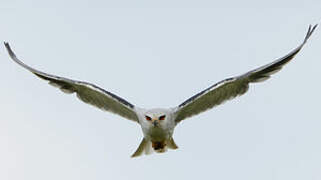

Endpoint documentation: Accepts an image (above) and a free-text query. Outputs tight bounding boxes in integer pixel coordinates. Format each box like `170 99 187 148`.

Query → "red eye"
145 116 152 121
159 115 166 120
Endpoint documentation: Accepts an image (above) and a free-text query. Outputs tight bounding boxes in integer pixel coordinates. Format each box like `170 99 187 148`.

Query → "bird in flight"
5 24 317 157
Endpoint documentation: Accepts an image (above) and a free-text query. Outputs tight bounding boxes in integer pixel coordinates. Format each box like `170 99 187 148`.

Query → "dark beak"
153 120 159 127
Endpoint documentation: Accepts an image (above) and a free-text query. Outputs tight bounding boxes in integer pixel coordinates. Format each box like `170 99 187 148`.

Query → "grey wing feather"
4 42 139 122
174 24 317 123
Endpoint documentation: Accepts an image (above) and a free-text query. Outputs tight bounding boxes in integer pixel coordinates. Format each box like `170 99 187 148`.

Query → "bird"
4 24 317 158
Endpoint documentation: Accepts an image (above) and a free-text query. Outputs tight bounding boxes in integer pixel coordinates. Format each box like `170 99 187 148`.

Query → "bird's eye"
145 116 152 121
159 115 166 120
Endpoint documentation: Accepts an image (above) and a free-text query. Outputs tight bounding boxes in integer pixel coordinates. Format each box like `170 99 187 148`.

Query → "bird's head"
143 109 170 127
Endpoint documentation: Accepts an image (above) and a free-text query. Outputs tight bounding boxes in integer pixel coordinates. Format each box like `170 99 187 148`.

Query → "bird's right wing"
5 43 139 122
174 24 317 123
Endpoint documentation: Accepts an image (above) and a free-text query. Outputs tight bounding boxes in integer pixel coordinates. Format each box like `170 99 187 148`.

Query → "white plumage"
4 24 317 157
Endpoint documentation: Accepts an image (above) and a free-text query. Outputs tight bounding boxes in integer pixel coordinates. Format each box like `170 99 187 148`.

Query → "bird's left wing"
174 24 317 123
4 42 139 122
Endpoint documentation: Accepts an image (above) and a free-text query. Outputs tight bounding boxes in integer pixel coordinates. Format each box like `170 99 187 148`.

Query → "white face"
138 108 176 140
143 109 169 128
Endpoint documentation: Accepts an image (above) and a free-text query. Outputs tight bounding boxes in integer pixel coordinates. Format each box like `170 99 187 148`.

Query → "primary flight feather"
4 24 317 157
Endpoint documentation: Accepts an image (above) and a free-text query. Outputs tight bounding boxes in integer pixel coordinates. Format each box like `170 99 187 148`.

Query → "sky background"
1 1 321 180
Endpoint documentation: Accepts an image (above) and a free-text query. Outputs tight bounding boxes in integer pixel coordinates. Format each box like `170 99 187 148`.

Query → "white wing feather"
4 43 139 122
174 24 317 123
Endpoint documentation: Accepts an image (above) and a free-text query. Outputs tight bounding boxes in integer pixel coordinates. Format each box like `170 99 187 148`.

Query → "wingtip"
303 24 318 43
310 23 318 33
4 41 11 51
4 41 9 48
3 41 16 57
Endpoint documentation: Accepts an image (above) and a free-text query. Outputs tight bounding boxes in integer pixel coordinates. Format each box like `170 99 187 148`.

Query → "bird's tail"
131 138 152 158
131 138 179 158
167 138 179 150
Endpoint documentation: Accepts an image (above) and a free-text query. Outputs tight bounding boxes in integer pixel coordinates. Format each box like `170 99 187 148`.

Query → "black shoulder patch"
178 77 234 107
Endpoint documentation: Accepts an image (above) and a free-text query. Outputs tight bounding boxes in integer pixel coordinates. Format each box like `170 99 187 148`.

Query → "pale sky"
1 1 321 180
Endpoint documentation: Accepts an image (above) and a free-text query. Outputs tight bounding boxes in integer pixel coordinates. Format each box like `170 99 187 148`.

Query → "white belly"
143 127 171 141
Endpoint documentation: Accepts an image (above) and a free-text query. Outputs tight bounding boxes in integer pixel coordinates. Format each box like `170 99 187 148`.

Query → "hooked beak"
152 120 159 127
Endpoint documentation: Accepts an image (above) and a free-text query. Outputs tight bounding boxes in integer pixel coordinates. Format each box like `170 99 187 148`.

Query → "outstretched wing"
174 24 317 123
5 43 139 122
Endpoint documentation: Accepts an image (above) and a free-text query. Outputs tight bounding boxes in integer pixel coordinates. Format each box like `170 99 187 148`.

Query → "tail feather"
131 138 179 158
167 138 179 149
144 140 153 155
131 138 148 158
